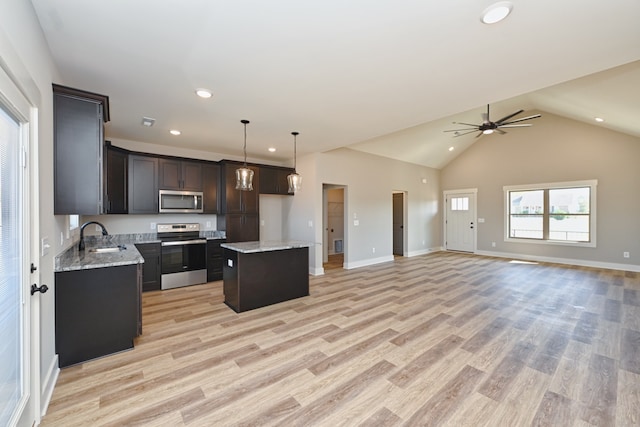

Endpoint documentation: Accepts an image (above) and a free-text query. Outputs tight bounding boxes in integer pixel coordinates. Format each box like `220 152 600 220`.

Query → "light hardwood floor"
41 252 640 426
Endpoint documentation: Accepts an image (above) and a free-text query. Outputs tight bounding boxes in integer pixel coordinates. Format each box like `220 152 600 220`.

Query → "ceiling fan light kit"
481 1 513 24
444 104 541 138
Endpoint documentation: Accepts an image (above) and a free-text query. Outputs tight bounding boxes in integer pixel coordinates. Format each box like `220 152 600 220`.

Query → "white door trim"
443 188 477 253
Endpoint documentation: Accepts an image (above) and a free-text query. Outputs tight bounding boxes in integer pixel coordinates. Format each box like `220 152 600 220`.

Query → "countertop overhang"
221 240 312 254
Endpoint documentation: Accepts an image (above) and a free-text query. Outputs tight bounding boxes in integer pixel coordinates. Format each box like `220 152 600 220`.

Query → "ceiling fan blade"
495 109 524 125
496 128 507 135
498 124 533 128
475 131 484 138
500 114 542 125
444 128 478 132
453 121 481 127
453 129 481 137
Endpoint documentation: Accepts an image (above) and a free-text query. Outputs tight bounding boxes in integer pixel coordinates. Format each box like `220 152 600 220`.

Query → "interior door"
0 65 38 427
445 192 476 252
392 193 404 255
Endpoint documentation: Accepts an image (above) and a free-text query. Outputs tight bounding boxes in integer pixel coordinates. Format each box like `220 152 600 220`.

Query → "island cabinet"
103 142 128 214
128 154 158 214
222 242 309 313
202 162 220 214
219 161 260 242
260 166 294 195
158 158 203 191
55 263 141 367
135 242 161 291
53 84 110 215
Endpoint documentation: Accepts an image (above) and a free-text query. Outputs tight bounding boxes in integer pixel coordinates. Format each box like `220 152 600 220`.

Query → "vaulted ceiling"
31 0 640 169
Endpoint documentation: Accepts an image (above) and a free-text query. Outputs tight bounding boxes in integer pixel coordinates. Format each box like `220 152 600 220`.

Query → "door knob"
31 284 49 295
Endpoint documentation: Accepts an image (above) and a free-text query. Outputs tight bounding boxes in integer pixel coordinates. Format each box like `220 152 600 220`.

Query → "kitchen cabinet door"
260 166 294 195
206 239 225 281
53 84 109 214
128 154 158 214
202 162 220 213
104 143 127 213
224 214 259 243
158 158 202 191
135 243 161 291
221 162 260 213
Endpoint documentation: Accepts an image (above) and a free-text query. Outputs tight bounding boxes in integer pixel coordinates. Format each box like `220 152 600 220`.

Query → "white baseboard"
407 247 444 257
40 354 59 418
345 255 394 270
310 266 324 276
474 249 640 272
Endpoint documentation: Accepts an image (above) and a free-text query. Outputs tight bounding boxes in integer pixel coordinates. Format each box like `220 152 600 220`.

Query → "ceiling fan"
444 104 541 138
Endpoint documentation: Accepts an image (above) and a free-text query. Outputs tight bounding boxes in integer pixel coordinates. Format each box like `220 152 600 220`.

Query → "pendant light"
235 119 254 191
287 131 302 193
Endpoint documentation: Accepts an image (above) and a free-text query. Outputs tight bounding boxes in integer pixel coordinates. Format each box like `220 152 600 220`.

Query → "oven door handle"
161 239 207 246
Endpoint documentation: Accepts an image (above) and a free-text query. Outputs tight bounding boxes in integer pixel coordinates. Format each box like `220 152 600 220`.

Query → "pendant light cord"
241 119 250 167
292 131 299 172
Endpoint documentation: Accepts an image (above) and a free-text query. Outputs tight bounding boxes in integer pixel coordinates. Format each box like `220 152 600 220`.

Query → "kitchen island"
221 241 311 313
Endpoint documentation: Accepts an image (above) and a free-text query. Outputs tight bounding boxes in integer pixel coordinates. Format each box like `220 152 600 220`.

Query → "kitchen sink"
88 245 126 253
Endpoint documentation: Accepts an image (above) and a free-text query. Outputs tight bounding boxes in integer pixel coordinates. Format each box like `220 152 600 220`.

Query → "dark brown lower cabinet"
55 264 141 368
207 239 225 282
135 243 161 292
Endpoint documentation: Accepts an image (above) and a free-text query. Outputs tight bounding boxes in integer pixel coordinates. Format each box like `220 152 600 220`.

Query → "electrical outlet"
60 232 64 245
206 221 211 228
372 247 376 253
492 242 496 247
150 222 156 230
308 220 313 227
354 219 359 226
624 251 630 258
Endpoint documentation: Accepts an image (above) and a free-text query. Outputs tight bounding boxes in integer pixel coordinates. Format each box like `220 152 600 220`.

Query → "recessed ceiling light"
141 117 155 127
195 88 213 99
169 129 181 136
268 147 276 152
594 117 605 122
481 1 513 24
449 146 455 151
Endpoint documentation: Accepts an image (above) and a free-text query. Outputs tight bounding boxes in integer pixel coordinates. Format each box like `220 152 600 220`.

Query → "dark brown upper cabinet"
53 84 109 215
158 158 202 191
128 154 158 214
220 161 260 214
260 166 295 195
103 142 128 214
202 162 221 214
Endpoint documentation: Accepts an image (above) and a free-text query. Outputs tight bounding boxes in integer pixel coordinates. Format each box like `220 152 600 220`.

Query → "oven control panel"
157 223 200 233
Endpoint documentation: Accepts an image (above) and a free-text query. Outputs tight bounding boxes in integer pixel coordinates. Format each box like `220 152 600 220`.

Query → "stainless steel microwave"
159 190 203 213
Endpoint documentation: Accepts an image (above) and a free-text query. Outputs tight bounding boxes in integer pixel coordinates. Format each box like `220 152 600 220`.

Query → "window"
450 197 469 211
504 180 596 247
69 214 79 230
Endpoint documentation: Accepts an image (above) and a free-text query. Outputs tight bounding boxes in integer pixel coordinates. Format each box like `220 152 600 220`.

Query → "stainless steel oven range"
157 223 207 290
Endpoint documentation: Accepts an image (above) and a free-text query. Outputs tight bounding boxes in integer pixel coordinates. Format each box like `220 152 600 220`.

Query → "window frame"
503 180 597 248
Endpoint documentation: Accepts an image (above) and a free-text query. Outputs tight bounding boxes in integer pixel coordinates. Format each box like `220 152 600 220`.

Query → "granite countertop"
55 242 144 272
221 240 311 254
55 231 226 272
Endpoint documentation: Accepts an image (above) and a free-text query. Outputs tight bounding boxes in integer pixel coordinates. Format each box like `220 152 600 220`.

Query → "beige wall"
286 148 441 273
441 111 640 269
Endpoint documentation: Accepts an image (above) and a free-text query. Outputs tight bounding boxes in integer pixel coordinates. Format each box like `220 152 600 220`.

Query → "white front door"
0 64 38 427
445 191 476 252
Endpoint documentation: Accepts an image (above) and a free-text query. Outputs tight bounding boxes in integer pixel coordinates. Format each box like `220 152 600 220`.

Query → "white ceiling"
31 0 640 169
